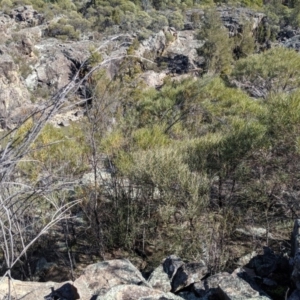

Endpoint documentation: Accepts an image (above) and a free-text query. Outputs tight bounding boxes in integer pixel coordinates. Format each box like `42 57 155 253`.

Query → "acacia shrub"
113 145 210 263
75 72 300 269
233 21 256 59
197 10 233 75
18 123 88 182
46 19 80 40
231 47 300 97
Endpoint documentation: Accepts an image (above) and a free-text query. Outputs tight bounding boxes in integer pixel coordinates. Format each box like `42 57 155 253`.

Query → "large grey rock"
74 259 151 297
148 255 207 292
283 35 300 51
136 30 166 58
217 275 271 300
163 255 184 280
0 258 154 299
231 267 268 298
172 261 208 293
25 34 131 93
136 28 203 74
148 264 172 293
194 272 230 297
98 284 184 300
217 6 265 37
0 277 76 300
30 39 92 92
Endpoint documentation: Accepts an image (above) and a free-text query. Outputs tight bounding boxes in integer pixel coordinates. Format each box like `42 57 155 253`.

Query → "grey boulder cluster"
2 219 300 299
0 257 267 300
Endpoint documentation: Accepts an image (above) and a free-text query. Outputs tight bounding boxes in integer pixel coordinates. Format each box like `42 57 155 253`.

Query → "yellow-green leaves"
88 46 103 67
197 10 234 75
18 124 88 181
232 47 300 96
132 125 170 150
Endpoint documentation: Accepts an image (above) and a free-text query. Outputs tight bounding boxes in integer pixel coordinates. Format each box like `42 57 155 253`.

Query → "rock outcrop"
148 264 172 293
74 259 151 297
217 6 265 36
0 278 74 300
0 259 151 299
194 272 230 298
283 35 300 51
9 5 44 27
98 285 183 300
218 275 271 300
172 261 208 292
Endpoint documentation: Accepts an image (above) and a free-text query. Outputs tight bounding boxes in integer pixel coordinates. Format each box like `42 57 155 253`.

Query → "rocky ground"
1 219 300 299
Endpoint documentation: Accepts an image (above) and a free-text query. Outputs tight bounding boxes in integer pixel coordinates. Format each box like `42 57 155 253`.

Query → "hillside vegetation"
1 0 300 287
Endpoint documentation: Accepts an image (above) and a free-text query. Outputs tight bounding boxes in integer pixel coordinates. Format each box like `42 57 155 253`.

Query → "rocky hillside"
0 2 298 127
0 4 267 128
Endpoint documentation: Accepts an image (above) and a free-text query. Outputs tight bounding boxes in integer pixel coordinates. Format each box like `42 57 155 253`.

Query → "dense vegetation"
2 0 300 282
10 47 300 274
1 0 300 40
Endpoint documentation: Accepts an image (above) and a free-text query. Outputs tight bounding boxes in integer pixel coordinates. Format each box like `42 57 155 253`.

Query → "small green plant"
165 31 175 44
18 123 88 181
46 20 80 40
197 9 233 75
132 125 170 150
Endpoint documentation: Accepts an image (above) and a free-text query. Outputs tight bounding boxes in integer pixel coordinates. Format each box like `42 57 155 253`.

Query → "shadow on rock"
44 283 80 300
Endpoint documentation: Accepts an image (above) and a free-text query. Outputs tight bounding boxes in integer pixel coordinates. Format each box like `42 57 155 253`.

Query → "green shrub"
0 0 13 13
197 10 233 75
18 123 88 181
148 12 168 31
120 1 136 13
233 21 256 59
132 125 170 150
167 10 184 30
136 11 152 28
114 146 210 261
46 20 80 40
231 47 300 96
12 54 33 79
68 11 92 33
